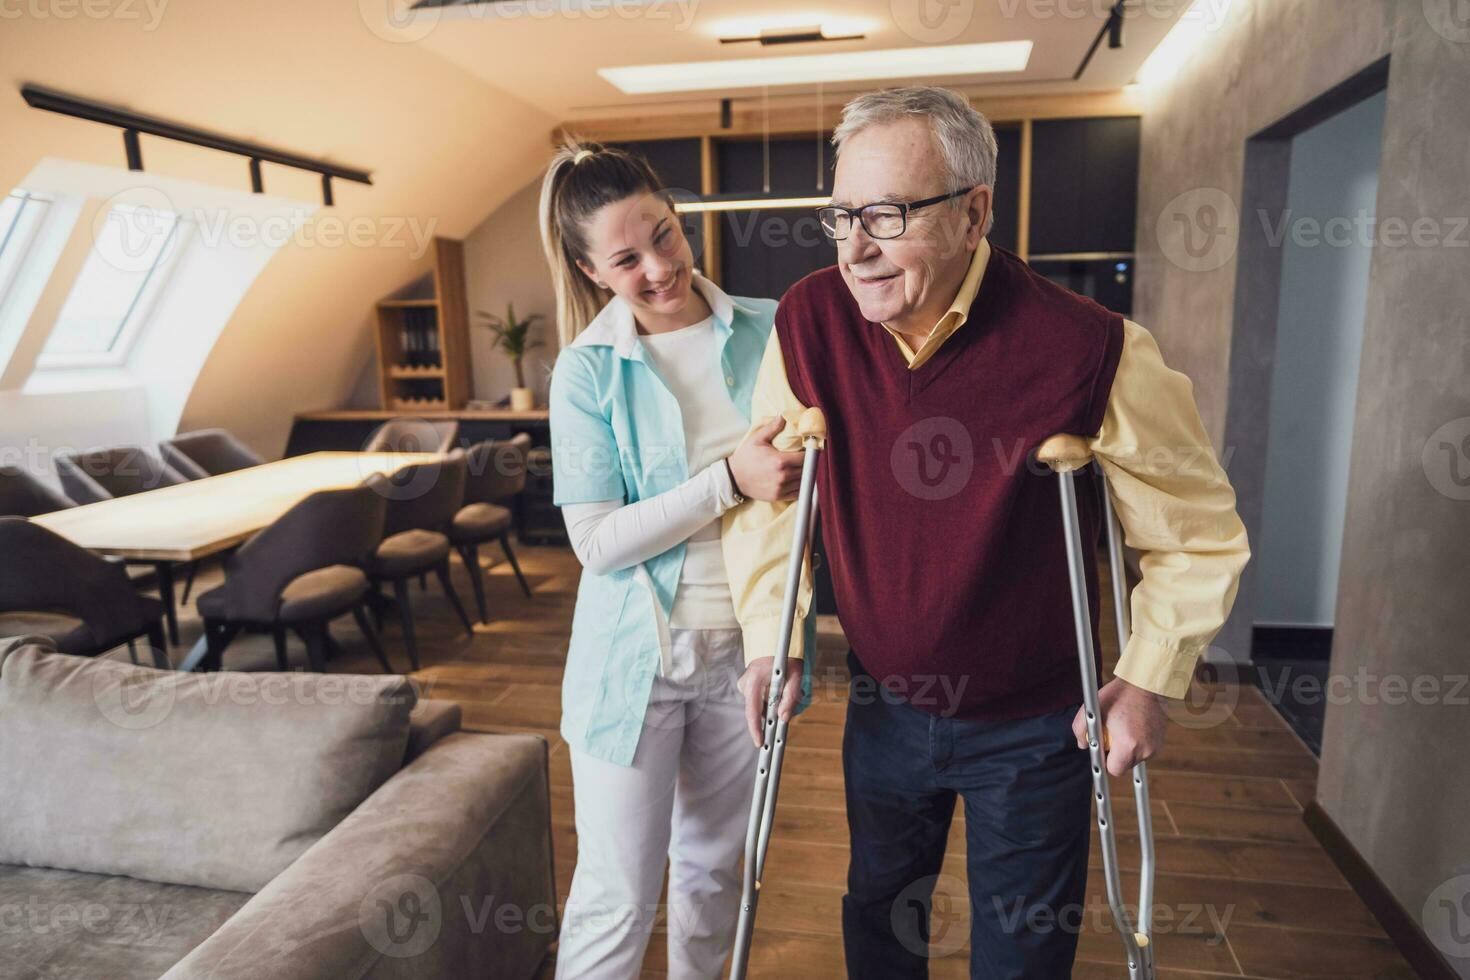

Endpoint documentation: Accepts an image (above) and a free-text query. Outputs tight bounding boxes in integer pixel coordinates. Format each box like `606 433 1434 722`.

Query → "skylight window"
39 200 185 364
0 190 52 311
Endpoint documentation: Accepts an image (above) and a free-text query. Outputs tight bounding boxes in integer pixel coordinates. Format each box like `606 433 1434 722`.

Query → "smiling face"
829 117 991 332
575 190 705 331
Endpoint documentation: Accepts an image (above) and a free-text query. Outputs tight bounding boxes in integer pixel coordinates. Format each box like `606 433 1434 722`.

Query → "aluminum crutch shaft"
1100 473 1156 979
729 407 827 980
1036 434 1151 980
753 481 819 877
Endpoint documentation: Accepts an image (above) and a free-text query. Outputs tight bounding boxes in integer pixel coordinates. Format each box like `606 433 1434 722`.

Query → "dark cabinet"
715 136 836 302
989 125 1023 254
606 138 702 193
1028 116 1140 255
1028 256 1135 317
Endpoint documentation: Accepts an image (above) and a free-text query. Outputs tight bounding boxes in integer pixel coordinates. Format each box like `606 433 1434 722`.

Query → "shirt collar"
946 235 991 326
569 271 756 360
880 236 991 345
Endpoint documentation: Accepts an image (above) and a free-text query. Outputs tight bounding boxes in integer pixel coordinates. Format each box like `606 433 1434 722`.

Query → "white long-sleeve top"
560 314 750 634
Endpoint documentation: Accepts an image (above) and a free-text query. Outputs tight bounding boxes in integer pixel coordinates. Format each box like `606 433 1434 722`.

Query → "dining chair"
362 451 475 671
160 427 265 479
0 517 168 666
449 434 533 624
54 446 189 503
191 485 393 674
53 446 191 646
1 466 158 594
362 417 461 453
158 429 265 604
0 465 74 517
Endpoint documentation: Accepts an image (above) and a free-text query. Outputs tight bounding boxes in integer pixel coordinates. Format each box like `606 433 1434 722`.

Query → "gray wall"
1133 0 1470 973
463 178 559 407
1255 91 1385 627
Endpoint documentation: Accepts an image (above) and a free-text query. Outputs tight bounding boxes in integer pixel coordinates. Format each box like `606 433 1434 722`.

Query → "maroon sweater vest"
776 244 1125 721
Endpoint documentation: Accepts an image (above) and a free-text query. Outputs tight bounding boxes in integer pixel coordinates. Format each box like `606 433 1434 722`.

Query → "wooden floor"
150 541 1419 979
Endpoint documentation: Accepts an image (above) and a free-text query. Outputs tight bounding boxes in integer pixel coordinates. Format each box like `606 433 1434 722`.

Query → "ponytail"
538 139 665 348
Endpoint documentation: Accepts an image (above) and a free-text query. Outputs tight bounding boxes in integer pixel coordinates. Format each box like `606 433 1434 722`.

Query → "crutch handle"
1042 435 1114 744
1035 433 1093 473
797 406 827 443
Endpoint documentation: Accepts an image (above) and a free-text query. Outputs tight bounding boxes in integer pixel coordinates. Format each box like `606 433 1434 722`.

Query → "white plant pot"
509 387 536 411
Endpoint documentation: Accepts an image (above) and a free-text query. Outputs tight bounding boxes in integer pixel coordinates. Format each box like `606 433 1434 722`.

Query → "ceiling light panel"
599 40 1034 95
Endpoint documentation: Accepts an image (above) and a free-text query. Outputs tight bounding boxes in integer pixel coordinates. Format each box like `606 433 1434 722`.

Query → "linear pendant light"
600 40 1033 95
670 80 837 215
675 195 831 214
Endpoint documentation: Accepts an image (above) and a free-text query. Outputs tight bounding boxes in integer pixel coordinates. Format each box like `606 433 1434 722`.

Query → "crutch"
1036 434 1157 980
729 406 827 980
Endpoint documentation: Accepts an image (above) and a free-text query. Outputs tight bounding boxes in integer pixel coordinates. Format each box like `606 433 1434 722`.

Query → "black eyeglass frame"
816 186 975 240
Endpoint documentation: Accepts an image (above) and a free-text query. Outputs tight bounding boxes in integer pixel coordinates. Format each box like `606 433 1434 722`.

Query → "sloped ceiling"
0 0 556 458
410 0 1190 118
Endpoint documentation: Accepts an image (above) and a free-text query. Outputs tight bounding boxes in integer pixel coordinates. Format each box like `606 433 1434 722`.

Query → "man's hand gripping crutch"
1037 434 1158 980
728 406 827 980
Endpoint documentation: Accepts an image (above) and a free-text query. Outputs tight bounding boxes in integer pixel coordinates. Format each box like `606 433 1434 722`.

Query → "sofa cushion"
0 633 60 664
404 698 462 763
0 864 251 980
0 638 417 892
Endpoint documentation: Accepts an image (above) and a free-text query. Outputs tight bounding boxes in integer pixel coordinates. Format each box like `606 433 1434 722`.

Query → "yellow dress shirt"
721 239 1251 699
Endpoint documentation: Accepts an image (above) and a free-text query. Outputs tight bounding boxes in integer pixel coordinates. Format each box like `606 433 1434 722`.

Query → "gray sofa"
0 635 557 979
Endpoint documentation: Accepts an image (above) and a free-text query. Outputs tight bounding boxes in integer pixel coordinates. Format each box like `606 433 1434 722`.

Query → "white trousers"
555 626 758 980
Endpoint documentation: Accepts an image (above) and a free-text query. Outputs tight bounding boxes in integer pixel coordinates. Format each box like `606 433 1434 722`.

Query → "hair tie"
573 148 594 164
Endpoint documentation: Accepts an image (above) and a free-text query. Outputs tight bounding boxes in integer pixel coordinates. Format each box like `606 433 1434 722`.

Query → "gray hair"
832 86 998 233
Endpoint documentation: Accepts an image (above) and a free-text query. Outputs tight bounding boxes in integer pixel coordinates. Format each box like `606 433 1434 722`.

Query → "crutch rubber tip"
1035 433 1092 473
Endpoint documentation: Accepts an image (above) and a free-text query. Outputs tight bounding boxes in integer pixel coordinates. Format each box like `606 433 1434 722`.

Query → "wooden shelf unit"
373 238 473 410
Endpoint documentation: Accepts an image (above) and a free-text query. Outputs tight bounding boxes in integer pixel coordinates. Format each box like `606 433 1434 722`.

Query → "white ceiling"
393 0 1192 119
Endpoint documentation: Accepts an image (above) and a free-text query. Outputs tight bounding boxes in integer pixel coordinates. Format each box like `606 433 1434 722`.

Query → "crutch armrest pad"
1035 433 1093 473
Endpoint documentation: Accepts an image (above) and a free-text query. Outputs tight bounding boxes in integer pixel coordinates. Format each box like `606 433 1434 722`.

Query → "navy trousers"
841 651 1092 979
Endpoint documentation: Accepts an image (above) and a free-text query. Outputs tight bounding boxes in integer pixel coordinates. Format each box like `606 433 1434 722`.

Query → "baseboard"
1252 625 1333 661
1302 801 1460 980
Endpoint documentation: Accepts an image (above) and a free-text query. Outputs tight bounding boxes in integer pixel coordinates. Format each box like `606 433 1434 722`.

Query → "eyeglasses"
816 187 974 241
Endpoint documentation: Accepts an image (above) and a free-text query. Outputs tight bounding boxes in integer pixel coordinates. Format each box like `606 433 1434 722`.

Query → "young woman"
541 142 807 978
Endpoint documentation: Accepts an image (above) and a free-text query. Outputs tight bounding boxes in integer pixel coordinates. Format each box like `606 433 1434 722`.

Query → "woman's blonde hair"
538 139 665 348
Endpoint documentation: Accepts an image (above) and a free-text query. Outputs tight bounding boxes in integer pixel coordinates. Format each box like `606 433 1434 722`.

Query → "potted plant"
475 302 546 411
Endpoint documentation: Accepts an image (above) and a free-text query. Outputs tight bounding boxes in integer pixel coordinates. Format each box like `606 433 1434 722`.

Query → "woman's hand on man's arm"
728 416 805 503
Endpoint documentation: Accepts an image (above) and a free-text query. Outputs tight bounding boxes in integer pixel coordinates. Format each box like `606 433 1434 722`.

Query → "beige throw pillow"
0 637 417 892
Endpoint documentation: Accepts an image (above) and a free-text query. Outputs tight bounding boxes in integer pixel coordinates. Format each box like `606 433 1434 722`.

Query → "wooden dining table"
32 451 439 668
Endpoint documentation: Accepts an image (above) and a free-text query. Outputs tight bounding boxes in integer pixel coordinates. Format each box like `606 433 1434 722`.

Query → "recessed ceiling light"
702 14 876 38
705 13 876 43
599 40 1034 95
720 25 866 47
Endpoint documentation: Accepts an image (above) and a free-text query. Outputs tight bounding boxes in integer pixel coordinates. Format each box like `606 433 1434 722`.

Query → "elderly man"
723 86 1250 977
